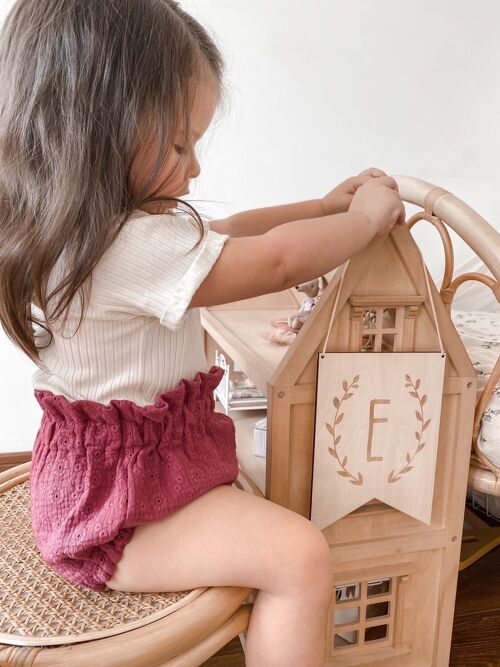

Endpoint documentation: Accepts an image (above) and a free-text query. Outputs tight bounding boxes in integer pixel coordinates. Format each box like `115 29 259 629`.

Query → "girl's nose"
190 154 201 180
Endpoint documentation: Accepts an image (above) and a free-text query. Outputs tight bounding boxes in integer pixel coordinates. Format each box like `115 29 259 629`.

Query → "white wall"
1 0 499 453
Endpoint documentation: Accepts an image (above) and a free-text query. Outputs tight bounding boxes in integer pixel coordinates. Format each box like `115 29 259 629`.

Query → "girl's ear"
318 275 329 290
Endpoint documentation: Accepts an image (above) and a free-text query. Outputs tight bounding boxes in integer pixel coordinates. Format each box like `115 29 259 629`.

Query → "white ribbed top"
31 209 230 407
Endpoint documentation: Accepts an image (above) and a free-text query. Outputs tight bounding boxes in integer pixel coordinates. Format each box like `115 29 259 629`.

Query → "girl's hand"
348 176 406 236
321 167 388 215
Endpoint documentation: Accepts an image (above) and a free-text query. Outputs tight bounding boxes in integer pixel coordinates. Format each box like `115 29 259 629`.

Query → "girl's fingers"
358 167 387 178
397 202 407 225
354 170 385 189
372 175 399 192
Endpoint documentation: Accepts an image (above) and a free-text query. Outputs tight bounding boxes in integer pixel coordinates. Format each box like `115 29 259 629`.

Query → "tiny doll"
265 275 329 345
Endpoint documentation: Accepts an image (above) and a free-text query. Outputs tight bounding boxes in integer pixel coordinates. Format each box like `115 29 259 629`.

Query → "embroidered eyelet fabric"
29 365 239 592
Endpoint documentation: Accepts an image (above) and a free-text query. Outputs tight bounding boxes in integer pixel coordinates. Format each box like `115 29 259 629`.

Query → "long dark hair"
0 0 229 370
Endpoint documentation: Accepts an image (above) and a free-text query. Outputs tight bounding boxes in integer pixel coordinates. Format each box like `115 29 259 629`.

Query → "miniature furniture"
0 460 261 666
201 175 500 665
213 348 267 414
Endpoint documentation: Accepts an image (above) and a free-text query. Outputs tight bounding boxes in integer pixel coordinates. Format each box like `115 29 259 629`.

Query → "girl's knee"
287 524 333 592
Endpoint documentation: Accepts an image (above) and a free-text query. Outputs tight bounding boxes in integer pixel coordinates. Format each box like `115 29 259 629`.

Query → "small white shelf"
214 348 267 415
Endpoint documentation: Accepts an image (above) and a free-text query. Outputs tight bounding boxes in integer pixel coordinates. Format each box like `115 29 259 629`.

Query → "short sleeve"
92 211 230 331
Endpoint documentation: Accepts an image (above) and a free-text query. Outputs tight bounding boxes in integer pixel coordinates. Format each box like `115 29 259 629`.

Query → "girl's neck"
139 201 177 215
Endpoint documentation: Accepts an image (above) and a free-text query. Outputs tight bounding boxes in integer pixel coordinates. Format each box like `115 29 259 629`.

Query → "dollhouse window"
329 576 402 656
349 296 425 353
361 307 399 352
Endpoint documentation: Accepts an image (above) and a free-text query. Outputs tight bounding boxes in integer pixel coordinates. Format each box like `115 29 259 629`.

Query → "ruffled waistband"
33 365 225 426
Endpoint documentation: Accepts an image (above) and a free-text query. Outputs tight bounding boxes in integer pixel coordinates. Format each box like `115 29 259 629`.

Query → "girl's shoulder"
110 209 207 260
120 208 203 236
88 208 226 331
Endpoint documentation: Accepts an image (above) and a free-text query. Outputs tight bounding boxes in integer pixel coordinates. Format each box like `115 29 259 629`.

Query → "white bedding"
451 309 500 468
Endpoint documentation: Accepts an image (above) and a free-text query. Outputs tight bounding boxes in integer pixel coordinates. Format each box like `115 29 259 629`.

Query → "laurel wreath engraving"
324 375 364 486
324 372 431 486
388 374 431 483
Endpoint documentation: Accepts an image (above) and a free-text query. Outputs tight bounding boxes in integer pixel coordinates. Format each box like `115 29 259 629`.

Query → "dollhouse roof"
270 224 477 390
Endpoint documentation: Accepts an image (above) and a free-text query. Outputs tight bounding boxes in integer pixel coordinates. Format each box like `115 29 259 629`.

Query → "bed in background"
397 176 500 568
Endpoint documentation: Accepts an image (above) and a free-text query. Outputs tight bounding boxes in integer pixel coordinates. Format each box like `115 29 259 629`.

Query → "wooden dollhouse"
200 176 499 665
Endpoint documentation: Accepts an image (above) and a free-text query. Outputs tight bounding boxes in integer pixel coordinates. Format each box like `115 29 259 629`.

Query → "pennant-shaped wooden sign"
311 351 446 527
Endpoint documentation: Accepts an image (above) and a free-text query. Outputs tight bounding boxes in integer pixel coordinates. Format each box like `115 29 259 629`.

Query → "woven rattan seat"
0 461 258 666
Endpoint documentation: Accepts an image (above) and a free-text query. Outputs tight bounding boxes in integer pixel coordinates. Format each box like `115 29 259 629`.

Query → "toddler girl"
0 1 405 665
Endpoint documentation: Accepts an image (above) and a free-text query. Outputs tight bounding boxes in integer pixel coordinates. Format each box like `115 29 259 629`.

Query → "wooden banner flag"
311 351 446 527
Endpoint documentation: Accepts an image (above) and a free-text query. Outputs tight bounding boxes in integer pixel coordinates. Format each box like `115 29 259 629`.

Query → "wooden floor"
449 505 500 667
203 505 500 666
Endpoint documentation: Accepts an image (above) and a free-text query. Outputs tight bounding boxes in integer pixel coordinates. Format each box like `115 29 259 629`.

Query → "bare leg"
244 585 331 667
106 484 333 665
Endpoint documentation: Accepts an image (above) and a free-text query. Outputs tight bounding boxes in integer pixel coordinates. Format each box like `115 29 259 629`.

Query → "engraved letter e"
367 399 390 462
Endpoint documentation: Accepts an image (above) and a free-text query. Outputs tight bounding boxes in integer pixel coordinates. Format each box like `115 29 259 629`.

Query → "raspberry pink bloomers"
31 365 238 592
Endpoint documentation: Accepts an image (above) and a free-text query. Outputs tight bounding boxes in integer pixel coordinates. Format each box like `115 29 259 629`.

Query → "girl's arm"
208 168 390 237
208 199 325 237
191 210 373 311
190 177 404 311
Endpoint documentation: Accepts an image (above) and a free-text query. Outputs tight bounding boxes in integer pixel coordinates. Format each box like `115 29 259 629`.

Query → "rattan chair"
0 460 261 666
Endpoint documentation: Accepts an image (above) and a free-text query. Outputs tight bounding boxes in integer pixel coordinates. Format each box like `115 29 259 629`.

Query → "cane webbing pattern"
0 479 207 647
